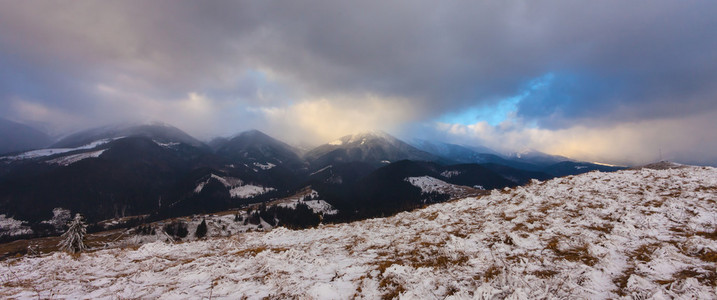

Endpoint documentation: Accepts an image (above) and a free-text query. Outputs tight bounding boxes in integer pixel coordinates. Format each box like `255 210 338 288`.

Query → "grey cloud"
0 1 716 137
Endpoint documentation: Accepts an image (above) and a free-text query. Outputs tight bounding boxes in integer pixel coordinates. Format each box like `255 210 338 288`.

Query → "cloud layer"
1 1 715 165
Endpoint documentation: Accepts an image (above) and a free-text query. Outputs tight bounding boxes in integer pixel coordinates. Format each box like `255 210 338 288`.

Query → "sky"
1 1 716 166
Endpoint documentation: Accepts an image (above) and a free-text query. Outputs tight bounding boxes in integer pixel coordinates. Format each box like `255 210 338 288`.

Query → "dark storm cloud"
245 1 717 127
0 0 716 160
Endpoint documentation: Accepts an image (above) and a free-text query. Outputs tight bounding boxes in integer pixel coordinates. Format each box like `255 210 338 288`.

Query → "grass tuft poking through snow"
2 167 717 299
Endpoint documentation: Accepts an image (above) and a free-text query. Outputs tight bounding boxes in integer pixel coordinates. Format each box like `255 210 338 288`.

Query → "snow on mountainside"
405 176 483 195
194 174 275 199
46 149 106 166
2 167 716 299
1 138 117 161
305 131 439 167
273 189 339 215
51 122 205 149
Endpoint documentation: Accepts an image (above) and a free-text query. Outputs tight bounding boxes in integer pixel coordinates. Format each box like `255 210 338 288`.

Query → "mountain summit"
304 131 439 167
52 122 205 149
214 129 304 168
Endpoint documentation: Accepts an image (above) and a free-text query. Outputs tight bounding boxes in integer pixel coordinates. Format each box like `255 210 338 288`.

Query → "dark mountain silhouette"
305 131 440 169
0 118 52 155
52 122 206 149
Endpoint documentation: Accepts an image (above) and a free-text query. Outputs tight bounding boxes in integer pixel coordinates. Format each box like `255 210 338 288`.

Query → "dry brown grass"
672 267 717 286
482 265 502 282
411 254 469 269
546 237 598 266
532 269 559 279
612 267 635 296
696 228 717 240
0 228 126 260
586 223 614 235
501 212 516 221
448 229 468 239
697 249 717 263
379 276 406 300
234 246 288 257
632 243 660 262
538 202 561 214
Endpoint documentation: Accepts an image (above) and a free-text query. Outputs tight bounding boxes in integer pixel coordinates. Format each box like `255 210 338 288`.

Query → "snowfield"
46 149 106 166
0 138 117 161
194 174 275 199
405 176 481 199
277 199 339 215
2 167 717 299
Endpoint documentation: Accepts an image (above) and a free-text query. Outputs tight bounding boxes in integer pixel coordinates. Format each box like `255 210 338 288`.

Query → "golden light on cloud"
438 110 717 166
259 96 418 145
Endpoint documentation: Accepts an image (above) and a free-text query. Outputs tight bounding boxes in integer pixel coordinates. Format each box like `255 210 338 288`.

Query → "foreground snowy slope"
2 167 716 299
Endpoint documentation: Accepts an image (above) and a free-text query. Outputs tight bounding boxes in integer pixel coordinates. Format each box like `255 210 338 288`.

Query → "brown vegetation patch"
501 212 516 221
234 246 288 257
411 254 470 270
538 202 561 214
612 267 636 296
673 267 717 286
379 276 406 300
632 243 660 262
697 249 717 263
696 186 717 192
1 229 127 260
532 269 559 279
546 238 598 266
696 228 717 240
448 230 468 239
586 223 613 235
512 223 528 232
585 202 605 209
483 265 502 282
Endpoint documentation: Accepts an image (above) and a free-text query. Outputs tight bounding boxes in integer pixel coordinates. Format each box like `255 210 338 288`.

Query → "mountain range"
0 121 624 240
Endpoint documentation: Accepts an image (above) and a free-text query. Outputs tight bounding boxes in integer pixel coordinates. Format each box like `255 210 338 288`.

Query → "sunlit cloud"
253 95 418 145
434 110 717 166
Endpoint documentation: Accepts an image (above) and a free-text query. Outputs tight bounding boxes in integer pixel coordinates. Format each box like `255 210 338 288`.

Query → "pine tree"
195 219 207 238
59 213 87 254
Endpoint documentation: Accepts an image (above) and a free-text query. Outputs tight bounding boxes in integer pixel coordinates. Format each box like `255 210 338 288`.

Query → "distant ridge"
0 118 52 155
304 131 440 168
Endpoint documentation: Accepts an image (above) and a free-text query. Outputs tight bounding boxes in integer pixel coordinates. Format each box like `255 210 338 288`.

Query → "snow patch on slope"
405 176 456 194
440 170 461 178
278 200 338 215
253 162 276 170
310 165 332 176
0 214 32 237
153 140 180 148
194 174 275 199
1 138 118 161
230 185 275 199
46 149 106 166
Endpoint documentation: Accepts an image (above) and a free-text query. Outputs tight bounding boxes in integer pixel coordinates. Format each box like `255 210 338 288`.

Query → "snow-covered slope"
406 175 484 194
194 174 275 199
3 167 716 299
1 138 115 161
273 189 339 215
